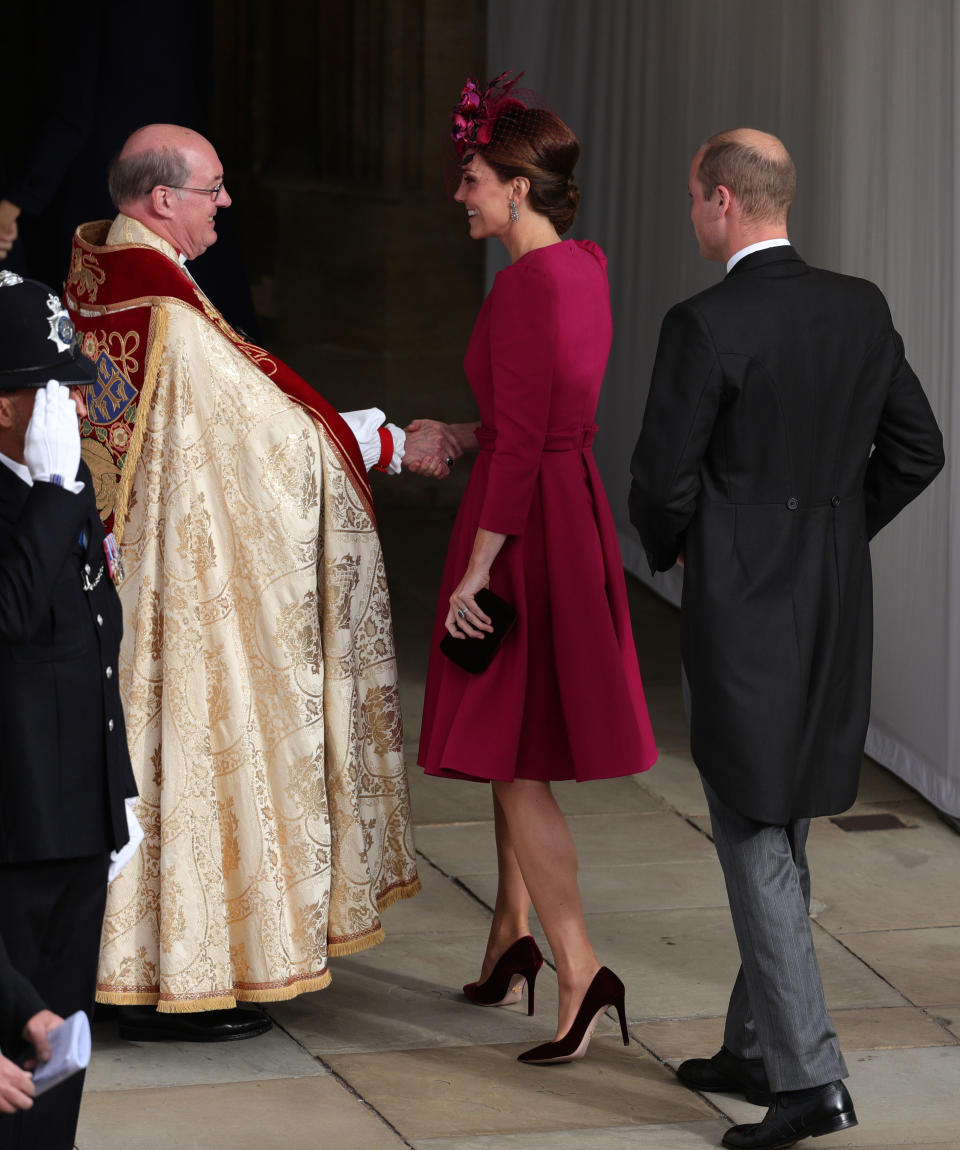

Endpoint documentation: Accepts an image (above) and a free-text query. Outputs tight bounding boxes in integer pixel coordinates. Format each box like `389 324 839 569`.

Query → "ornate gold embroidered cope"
80 217 419 1011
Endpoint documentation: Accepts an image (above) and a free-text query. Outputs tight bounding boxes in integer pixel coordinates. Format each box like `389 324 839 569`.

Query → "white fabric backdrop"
486 0 957 815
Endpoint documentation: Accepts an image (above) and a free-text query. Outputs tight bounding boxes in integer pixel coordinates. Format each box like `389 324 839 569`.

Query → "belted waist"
475 424 598 452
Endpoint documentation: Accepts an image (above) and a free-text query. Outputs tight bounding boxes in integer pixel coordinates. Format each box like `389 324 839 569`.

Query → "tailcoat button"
84 563 91 574
831 495 841 507
96 614 103 626
108 719 115 732
105 666 113 679
786 497 799 510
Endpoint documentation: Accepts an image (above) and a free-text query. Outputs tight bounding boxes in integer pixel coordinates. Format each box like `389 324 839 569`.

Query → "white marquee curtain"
487 0 958 816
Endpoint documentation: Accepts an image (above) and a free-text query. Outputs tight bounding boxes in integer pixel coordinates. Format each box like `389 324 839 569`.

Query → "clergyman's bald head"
106 124 230 260
108 125 217 211
695 128 796 223
120 124 207 158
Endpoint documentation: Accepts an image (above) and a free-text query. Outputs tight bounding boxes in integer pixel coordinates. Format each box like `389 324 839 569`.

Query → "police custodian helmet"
0 269 98 390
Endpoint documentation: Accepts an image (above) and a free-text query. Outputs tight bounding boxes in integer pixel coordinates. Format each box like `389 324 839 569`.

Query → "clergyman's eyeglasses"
163 182 225 201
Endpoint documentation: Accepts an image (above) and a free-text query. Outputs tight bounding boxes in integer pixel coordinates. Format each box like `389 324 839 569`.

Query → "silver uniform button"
84 563 91 574
105 666 113 678
96 614 103 626
108 719 115 732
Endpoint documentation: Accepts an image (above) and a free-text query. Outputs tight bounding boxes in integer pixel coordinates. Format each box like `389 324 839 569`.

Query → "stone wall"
210 0 486 445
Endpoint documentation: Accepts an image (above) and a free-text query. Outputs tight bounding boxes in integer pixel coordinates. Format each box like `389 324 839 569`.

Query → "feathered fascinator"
449 70 530 158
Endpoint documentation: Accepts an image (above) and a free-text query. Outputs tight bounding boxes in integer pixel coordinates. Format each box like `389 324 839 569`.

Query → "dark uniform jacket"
0 460 136 861
629 246 944 823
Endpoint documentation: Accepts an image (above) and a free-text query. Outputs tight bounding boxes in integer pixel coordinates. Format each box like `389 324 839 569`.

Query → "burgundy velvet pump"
517 966 628 1064
462 935 544 1016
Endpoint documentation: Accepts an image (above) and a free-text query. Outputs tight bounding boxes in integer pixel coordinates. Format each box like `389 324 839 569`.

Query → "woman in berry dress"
418 74 657 1064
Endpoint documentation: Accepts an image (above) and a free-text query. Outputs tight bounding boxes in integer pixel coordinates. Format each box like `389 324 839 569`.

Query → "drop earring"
509 200 520 223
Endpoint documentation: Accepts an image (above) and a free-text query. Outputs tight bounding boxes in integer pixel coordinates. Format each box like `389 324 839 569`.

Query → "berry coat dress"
419 240 657 782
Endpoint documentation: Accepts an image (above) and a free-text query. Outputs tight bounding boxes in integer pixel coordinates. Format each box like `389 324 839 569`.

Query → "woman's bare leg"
492 778 601 1039
478 787 533 982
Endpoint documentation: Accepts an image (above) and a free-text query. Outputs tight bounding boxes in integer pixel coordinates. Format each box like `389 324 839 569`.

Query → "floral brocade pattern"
97 234 418 1010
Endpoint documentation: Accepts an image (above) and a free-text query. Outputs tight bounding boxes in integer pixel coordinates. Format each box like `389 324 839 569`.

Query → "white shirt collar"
0 451 32 486
726 237 791 273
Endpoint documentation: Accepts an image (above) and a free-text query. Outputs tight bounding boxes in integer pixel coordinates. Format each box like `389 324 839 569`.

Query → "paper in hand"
31 1011 91 1096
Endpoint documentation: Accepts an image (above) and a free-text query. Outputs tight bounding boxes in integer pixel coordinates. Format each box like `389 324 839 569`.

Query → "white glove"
23 380 82 487
108 798 145 882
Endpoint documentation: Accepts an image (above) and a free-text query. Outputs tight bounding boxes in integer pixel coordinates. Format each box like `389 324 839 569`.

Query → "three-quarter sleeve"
479 264 558 535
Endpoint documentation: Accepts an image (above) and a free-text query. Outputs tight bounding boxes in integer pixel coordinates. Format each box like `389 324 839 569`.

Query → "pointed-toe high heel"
517 966 628 1064
462 935 544 1016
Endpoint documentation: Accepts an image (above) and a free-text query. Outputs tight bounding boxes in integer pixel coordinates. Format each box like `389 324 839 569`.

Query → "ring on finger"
445 456 454 467
457 608 467 619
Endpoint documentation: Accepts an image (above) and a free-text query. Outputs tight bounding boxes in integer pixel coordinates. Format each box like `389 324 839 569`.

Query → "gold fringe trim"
156 995 237 1014
95 990 158 1007
235 971 332 1003
326 876 422 958
328 927 385 959
111 306 167 550
377 875 422 912
95 971 334 1011
96 882 421 1002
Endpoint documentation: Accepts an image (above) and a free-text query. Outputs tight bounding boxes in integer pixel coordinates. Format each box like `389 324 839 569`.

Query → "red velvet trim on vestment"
65 221 374 528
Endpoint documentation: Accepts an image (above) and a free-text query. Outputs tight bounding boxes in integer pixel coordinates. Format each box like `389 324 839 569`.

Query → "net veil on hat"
446 70 581 233
449 70 555 162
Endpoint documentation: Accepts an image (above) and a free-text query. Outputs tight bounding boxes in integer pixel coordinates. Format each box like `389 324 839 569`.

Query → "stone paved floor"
76 500 960 1149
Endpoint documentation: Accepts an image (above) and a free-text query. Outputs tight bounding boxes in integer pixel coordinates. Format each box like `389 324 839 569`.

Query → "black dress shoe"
118 1004 272 1042
722 1080 858 1149
676 1046 773 1105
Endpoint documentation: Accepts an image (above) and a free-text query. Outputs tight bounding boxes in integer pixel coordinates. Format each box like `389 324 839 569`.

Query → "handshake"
23 380 83 489
21 383 473 489
401 418 476 479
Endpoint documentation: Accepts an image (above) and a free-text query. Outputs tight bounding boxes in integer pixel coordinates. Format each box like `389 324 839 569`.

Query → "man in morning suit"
0 270 137 1149
629 129 944 1150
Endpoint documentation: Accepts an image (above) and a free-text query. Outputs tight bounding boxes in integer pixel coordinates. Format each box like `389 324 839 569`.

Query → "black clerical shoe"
117 1004 272 1042
721 1081 858 1149
676 1046 773 1106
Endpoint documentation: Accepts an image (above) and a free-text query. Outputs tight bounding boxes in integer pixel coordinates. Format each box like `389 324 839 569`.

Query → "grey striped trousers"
702 778 848 1092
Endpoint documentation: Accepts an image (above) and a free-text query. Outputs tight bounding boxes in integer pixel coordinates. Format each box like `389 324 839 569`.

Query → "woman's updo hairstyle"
483 107 581 235
449 72 581 234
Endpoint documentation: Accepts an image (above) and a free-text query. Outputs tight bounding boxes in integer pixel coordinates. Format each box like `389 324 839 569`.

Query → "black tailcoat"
0 461 136 861
629 247 944 823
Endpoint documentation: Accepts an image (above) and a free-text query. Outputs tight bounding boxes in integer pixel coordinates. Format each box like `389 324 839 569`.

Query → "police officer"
0 270 137 1149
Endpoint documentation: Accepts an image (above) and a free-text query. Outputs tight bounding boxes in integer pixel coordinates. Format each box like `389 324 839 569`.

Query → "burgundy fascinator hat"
447 70 582 234
450 70 530 159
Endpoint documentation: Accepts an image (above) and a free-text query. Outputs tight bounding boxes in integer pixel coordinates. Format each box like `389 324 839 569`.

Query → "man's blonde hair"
697 130 795 222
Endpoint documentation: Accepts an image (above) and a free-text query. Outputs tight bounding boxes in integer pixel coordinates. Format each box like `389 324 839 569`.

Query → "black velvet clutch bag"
440 588 518 674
